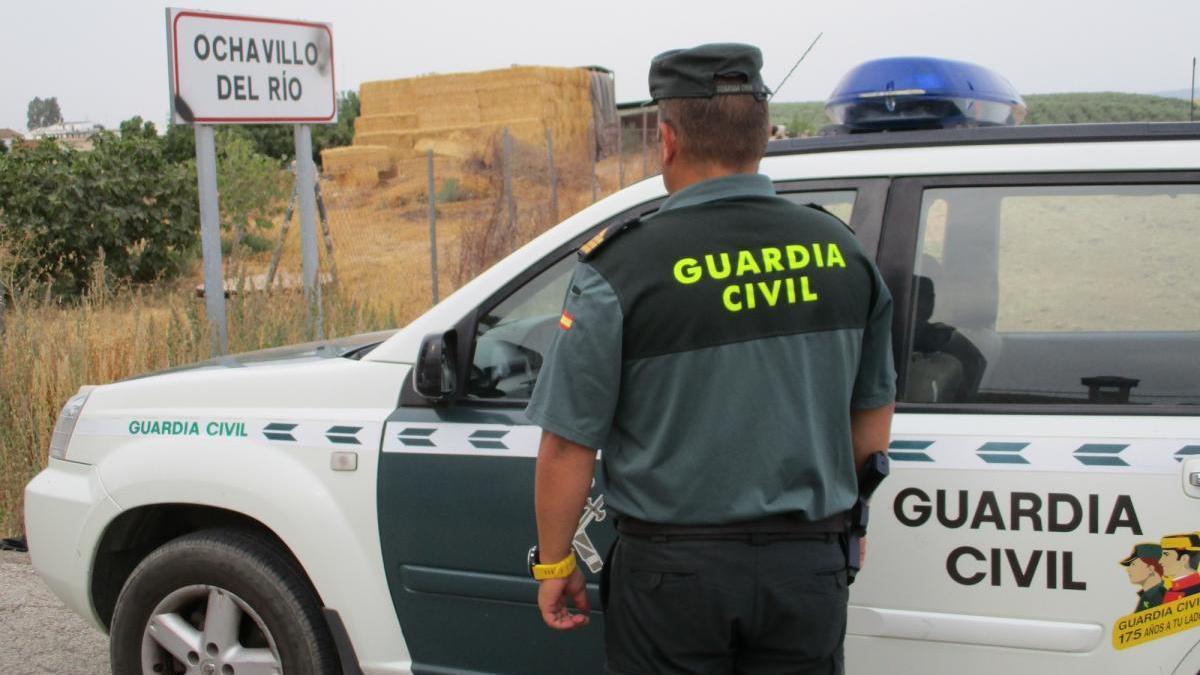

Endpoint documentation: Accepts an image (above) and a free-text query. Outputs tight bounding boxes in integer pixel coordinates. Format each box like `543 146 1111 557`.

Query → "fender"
94 429 414 673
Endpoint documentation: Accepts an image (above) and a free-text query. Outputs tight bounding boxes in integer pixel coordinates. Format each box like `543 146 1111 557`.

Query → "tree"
215 128 289 256
26 97 63 131
0 134 198 296
119 116 158 140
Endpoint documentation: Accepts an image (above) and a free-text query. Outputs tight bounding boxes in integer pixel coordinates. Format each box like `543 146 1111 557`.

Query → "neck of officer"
663 156 760 194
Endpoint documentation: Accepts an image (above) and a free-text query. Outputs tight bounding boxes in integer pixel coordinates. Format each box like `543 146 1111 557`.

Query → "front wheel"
109 529 340 675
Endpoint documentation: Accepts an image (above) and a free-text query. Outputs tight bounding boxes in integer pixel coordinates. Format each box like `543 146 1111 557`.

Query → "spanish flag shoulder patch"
559 310 575 331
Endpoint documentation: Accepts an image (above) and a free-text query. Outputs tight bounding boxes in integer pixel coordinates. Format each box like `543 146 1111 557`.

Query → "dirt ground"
0 550 108 674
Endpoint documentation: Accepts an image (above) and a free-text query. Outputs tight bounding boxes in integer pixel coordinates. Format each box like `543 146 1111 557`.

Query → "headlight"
49 387 93 460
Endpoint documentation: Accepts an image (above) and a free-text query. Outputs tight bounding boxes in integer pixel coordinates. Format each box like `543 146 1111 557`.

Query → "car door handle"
1183 458 1200 499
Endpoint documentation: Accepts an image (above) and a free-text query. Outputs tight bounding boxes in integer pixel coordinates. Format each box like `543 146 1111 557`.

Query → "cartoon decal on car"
1113 533 1200 650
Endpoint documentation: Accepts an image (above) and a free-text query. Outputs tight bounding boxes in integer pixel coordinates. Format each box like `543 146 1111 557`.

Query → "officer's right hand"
538 567 590 630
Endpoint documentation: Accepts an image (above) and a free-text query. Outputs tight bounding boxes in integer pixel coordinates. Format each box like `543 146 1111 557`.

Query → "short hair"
657 80 770 168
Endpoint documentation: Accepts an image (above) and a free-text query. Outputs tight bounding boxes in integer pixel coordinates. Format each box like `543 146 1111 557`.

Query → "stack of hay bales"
323 66 596 186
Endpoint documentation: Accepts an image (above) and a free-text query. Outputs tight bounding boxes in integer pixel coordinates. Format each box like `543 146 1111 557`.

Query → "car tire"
109 528 340 675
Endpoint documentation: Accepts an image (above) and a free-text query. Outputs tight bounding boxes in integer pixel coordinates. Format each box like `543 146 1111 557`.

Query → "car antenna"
770 32 823 101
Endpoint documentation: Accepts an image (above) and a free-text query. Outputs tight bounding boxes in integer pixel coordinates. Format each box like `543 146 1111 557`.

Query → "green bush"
0 134 198 296
216 129 289 254
161 90 361 168
437 177 466 203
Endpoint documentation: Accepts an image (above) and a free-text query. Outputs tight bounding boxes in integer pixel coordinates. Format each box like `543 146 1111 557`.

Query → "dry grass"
0 143 655 537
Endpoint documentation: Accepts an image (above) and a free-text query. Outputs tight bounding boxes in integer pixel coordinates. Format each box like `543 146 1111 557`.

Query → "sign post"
166 8 336 349
193 124 228 354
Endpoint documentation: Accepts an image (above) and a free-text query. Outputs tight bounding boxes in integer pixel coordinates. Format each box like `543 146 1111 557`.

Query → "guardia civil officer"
526 43 896 674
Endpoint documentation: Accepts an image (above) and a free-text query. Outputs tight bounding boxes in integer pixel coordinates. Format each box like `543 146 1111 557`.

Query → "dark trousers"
603 533 847 675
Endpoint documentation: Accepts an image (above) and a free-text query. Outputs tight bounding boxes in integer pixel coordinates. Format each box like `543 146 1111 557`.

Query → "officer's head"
1159 533 1200 576
1120 543 1163 584
649 43 771 191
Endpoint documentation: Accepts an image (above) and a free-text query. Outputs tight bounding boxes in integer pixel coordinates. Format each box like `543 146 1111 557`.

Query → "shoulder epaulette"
578 208 657 261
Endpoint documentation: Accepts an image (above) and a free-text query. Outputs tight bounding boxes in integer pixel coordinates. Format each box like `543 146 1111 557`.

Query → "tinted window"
904 183 1200 406
468 255 576 401
781 190 856 226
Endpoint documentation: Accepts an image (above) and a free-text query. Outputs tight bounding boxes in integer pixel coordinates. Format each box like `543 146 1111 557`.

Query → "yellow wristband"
532 550 577 580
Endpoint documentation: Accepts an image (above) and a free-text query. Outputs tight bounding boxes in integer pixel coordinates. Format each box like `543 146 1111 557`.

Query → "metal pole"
427 149 439 305
589 120 598 203
546 127 558 223
314 180 338 287
266 180 297 289
641 112 648 178
503 128 515 231
193 125 228 355
617 121 625 188
293 124 323 340
1191 57 1196 123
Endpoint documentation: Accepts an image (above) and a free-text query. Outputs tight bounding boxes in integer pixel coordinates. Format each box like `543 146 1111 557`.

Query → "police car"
23 59 1200 674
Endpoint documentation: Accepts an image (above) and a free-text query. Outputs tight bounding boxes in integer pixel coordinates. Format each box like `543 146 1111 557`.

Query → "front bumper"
24 458 121 631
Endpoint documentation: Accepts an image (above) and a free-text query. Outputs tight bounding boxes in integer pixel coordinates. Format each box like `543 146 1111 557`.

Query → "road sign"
166 8 336 124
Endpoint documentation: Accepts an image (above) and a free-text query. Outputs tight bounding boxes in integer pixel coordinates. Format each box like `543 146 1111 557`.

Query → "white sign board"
166 8 336 124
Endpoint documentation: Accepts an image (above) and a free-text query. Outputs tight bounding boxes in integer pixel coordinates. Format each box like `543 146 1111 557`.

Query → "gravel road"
0 550 109 674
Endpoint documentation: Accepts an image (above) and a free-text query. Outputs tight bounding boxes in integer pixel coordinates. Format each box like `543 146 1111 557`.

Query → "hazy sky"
2 0 1197 132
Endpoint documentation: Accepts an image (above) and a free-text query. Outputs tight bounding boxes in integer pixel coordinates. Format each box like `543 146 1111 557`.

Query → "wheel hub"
140 584 282 675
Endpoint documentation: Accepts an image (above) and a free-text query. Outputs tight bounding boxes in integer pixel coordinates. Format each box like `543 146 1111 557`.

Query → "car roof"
762 122 1200 181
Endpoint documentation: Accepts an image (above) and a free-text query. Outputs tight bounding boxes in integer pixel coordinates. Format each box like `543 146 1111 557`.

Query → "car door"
374 179 886 675
849 172 1200 674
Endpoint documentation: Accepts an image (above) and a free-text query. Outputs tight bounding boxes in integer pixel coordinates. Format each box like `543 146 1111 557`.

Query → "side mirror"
415 331 457 401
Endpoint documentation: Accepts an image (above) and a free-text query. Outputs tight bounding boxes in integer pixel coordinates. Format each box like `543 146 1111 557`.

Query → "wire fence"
262 118 662 334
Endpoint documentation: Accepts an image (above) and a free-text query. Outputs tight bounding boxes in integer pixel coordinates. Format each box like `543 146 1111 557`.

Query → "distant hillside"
770 93 1194 135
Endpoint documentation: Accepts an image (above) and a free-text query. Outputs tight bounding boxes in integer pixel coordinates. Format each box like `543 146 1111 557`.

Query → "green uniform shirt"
1137 583 1166 612
526 173 896 525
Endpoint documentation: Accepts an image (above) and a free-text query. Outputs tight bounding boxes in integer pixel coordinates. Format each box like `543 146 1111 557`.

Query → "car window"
904 182 1200 406
468 255 577 401
780 190 856 226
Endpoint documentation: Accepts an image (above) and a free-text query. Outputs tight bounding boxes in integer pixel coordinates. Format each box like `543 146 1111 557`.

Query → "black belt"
616 512 847 543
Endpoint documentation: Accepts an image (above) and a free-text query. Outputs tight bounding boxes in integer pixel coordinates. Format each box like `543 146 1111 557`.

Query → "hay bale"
347 64 601 181
355 113 419 135
321 145 393 183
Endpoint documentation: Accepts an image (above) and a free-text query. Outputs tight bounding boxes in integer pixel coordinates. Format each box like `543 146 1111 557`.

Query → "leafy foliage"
0 134 198 296
770 93 1191 134
1022 93 1192 124
215 128 289 253
26 96 63 131
119 116 159 140
162 90 361 168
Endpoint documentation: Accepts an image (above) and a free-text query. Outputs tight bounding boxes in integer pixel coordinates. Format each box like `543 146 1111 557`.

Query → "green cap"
1120 543 1163 566
649 43 770 102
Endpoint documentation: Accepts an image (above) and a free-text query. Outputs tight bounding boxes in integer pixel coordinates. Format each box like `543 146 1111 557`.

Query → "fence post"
314 180 338 287
546 127 558 223
503 128 515 231
641 112 648 179
618 123 625 188
427 149 439 305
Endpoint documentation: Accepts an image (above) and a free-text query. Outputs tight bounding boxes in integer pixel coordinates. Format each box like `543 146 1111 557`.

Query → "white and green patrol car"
24 122 1200 675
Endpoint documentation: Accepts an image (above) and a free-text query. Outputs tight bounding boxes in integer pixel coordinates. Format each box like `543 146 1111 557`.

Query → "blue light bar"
825 57 1026 133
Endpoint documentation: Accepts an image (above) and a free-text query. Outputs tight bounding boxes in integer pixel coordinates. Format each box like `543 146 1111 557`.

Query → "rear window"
903 183 1200 407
